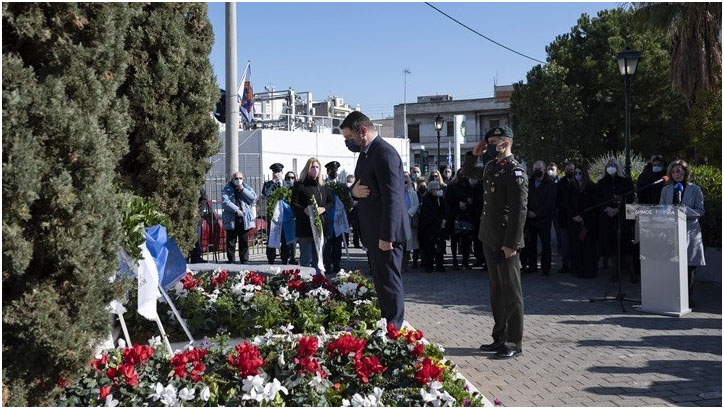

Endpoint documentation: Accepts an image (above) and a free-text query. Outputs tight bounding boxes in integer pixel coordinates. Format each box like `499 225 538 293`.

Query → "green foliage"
121 196 170 259
691 165 722 249
266 186 292 221
1 3 134 405
293 297 325 333
326 182 354 212
511 8 689 165
586 150 647 182
685 88 722 166
118 3 220 255
327 299 352 330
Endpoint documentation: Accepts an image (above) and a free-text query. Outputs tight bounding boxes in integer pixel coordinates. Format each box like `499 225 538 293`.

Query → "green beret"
485 126 513 139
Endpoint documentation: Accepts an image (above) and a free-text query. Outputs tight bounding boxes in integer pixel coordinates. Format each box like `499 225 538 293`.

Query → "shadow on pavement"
584 359 722 406
559 316 722 331
578 335 721 354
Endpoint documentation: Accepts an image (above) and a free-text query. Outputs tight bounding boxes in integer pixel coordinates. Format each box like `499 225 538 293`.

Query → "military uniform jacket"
462 152 528 250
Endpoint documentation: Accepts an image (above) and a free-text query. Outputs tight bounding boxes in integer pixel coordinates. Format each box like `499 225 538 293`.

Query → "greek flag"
238 62 253 125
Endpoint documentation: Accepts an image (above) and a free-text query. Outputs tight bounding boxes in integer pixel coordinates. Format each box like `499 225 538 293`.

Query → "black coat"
556 177 573 226
445 178 474 232
419 194 449 237
526 175 557 228
563 181 598 237
352 136 411 247
636 164 666 205
291 179 334 238
596 174 635 245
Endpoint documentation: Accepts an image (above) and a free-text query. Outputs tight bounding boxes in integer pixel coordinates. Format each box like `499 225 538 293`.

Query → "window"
489 119 500 129
407 124 420 143
447 121 454 136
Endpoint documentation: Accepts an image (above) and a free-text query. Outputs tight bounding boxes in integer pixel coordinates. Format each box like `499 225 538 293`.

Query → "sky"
207 1 619 119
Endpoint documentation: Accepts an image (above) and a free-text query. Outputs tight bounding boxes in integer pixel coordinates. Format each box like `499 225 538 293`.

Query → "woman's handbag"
453 219 474 235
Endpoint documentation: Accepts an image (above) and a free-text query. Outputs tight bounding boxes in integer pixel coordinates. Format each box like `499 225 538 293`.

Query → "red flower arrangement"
311 273 332 289
170 348 208 382
354 355 387 384
118 363 139 387
121 343 155 366
227 341 265 378
90 354 109 371
387 323 401 340
211 269 229 287
296 336 318 359
296 356 327 378
181 272 202 290
245 272 266 287
287 275 305 291
326 333 366 359
405 329 424 345
99 385 112 400
415 358 443 385
412 343 425 358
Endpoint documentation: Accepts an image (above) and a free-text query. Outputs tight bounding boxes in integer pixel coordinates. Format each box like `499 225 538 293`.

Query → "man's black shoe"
478 342 504 352
494 346 522 359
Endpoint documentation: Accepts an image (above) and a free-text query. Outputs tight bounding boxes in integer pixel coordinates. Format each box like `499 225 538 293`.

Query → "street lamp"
434 114 444 170
616 47 642 177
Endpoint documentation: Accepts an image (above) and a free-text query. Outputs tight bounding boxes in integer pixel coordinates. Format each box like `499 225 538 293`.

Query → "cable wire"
424 2 546 64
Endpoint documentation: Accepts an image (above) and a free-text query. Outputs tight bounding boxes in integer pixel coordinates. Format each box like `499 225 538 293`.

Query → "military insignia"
514 170 524 177
499 159 508 166
494 128 502 135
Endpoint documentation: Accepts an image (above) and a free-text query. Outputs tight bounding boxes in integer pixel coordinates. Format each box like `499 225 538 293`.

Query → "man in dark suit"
341 111 410 329
524 160 557 275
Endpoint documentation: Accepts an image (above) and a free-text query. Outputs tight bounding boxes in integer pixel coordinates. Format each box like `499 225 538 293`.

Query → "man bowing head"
341 111 410 329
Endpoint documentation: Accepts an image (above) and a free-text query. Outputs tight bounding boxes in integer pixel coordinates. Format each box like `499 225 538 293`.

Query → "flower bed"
125 269 382 341
58 319 487 406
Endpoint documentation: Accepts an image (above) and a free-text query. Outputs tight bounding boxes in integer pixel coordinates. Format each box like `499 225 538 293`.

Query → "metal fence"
203 173 272 258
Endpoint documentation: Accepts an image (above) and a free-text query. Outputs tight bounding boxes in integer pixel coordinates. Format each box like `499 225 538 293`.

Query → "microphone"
653 175 670 185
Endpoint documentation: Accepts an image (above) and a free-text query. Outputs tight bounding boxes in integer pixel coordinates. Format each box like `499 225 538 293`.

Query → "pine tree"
2 3 134 405
119 3 220 253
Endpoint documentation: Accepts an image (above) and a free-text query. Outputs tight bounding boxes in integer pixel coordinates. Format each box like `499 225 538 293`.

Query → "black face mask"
418 187 427 195
345 138 361 153
328 172 338 180
565 171 574 179
534 169 543 178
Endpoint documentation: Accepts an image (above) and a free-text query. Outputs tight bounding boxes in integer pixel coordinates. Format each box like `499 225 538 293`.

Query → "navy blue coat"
353 136 411 247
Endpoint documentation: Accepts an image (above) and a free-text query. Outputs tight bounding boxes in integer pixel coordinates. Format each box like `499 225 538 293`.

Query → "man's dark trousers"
484 247 524 349
367 243 405 328
524 221 552 272
323 233 343 273
226 225 250 263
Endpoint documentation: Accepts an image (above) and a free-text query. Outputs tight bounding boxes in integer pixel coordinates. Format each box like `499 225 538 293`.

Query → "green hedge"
691 165 722 249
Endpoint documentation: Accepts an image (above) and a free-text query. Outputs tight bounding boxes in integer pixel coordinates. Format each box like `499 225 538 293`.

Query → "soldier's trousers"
483 247 524 348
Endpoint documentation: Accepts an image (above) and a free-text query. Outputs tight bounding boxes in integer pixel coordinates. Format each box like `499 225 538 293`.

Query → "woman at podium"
659 159 705 308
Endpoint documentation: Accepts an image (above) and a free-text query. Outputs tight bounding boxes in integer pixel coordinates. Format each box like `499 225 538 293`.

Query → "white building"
393 85 514 174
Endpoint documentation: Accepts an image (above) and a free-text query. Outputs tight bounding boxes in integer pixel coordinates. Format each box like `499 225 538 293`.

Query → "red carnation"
296 356 327 378
118 363 139 387
405 329 424 345
99 385 112 400
386 323 401 340
211 269 229 287
415 358 443 385
122 343 154 366
227 341 265 378
354 355 387 384
91 354 109 371
106 367 118 380
191 361 206 382
327 333 366 359
245 272 266 286
412 343 425 358
296 336 318 359
311 273 329 287
170 348 208 380
181 272 202 290
288 276 304 291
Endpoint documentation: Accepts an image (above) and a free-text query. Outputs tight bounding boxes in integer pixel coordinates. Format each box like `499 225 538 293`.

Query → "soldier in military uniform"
323 161 344 273
461 126 528 359
263 163 294 264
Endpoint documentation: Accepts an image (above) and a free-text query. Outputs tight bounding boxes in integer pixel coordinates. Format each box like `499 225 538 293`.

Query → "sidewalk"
246 246 722 407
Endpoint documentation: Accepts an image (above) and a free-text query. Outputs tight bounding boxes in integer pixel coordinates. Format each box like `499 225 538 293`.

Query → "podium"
626 204 691 316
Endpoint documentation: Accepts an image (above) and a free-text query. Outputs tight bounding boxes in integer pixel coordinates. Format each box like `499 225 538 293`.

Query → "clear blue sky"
207 2 618 118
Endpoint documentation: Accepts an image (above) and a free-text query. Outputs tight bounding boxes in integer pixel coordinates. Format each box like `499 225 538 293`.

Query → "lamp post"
616 47 642 177
434 114 444 171
403 68 410 139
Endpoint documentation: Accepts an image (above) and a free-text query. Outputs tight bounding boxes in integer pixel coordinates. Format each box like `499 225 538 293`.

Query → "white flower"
280 323 294 334
242 375 266 394
376 318 388 331
439 391 456 407
307 287 331 301
104 394 119 407
107 300 126 315
346 388 384 407
116 338 127 349
336 269 351 280
298 269 314 282
149 382 179 407
358 286 368 296
317 326 329 343
353 299 372 306
148 336 162 347
278 350 286 367
338 282 358 297
308 373 329 393
263 378 288 401
430 381 443 391
436 343 445 353
199 385 211 402
178 387 195 401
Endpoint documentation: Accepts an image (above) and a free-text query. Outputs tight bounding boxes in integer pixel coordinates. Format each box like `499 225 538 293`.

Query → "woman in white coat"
659 159 705 308
402 172 420 272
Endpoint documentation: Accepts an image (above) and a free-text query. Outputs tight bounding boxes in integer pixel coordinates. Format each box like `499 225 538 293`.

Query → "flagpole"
225 2 239 180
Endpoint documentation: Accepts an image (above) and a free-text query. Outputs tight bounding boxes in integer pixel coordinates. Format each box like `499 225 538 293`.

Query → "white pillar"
225 2 239 180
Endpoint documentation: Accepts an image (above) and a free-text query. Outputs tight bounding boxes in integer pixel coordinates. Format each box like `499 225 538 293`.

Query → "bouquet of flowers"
265 186 292 223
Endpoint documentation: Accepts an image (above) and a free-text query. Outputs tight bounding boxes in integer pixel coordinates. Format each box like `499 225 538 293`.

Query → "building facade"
393 85 515 174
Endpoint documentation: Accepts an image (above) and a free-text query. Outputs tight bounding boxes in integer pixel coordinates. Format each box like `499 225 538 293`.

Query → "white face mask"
433 190 444 197
547 169 555 176
233 178 243 186
606 166 617 176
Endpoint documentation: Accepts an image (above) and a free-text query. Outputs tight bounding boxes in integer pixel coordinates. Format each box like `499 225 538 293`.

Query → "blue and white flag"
238 62 253 125
136 241 160 321
268 200 296 249
144 225 188 290
332 196 350 237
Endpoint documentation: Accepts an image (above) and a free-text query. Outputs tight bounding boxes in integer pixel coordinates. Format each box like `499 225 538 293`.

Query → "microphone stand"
586 183 643 312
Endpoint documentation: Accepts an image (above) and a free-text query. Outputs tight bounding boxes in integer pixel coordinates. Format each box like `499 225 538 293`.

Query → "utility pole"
403 68 410 139
225 2 239 180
